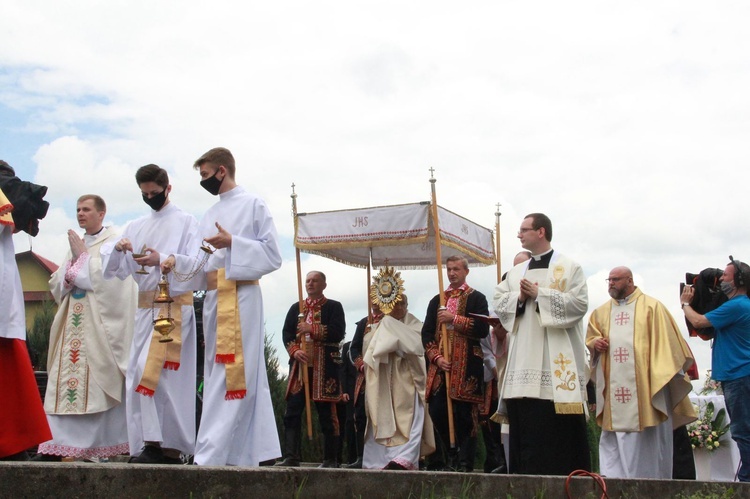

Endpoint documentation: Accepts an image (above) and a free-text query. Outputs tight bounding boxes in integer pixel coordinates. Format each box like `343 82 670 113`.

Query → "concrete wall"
1 463 747 498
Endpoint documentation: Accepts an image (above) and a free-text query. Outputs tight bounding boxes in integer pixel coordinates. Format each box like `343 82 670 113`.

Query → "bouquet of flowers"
699 370 722 395
688 401 729 452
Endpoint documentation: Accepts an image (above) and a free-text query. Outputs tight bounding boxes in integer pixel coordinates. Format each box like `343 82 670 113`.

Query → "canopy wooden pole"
367 261 372 323
291 183 314 441
495 203 502 284
428 168 456 449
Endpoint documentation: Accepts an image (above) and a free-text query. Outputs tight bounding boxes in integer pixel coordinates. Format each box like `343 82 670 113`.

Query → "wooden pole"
291 183 314 441
428 168 456 449
367 261 372 323
495 203 502 284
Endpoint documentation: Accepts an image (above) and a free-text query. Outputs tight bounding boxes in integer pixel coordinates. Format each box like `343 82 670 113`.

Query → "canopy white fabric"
295 202 495 269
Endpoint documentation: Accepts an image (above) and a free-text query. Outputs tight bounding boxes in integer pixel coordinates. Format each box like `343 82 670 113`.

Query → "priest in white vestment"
363 294 435 470
102 164 202 464
164 147 282 466
587 266 696 478
37 195 137 460
493 213 591 475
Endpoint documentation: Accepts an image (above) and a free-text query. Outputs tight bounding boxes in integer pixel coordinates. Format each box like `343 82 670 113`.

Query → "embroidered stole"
542 258 584 414
54 290 91 413
605 300 640 431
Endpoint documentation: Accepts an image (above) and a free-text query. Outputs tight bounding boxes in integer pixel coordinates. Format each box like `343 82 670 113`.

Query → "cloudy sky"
4 1 749 385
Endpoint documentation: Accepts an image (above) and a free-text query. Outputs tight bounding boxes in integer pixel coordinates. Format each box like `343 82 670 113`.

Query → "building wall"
16 252 57 333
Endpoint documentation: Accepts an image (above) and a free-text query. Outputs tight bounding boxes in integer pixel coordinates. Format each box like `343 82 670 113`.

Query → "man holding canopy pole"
279 270 346 468
422 255 490 472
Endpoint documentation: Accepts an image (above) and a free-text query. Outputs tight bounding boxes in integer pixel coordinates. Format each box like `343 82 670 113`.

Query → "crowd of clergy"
5 150 750 481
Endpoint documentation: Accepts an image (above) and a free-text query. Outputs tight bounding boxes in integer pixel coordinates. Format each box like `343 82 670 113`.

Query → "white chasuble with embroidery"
45 228 137 415
606 301 640 432
494 252 589 416
502 267 552 400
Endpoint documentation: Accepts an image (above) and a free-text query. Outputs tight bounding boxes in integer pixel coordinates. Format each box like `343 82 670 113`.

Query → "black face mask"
142 190 167 211
200 171 224 196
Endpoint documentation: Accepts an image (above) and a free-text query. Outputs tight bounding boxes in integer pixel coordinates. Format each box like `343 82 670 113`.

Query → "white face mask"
720 281 735 296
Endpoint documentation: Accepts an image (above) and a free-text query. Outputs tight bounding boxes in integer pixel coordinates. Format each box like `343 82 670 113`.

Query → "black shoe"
318 460 339 468
161 455 183 465
425 460 446 471
490 464 507 474
275 457 301 467
384 460 407 470
30 453 62 462
342 457 363 469
129 446 164 464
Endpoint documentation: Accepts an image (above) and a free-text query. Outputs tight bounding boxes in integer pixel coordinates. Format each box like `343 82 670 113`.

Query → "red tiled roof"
24 291 54 301
15 250 59 273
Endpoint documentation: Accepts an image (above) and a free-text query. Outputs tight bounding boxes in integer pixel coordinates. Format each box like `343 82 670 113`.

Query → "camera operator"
681 256 750 482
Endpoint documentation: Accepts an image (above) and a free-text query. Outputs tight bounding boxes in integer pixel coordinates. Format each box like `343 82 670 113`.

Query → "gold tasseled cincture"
208 269 258 400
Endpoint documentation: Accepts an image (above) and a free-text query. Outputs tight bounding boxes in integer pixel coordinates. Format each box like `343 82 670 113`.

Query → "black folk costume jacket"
283 298 345 402
421 287 490 404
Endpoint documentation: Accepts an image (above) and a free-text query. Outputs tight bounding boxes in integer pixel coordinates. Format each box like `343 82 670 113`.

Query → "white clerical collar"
84 226 106 244
531 249 553 261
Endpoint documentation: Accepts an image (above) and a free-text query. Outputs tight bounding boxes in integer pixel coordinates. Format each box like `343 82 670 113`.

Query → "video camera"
681 267 727 341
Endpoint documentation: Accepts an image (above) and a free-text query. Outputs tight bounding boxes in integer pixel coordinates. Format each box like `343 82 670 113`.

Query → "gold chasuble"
587 288 696 432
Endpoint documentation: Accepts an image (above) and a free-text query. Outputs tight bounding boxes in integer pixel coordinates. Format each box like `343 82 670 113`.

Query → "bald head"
607 266 635 300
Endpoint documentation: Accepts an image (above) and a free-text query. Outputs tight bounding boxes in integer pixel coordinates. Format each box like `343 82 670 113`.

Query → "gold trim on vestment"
0 187 14 227
554 402 584 415
206 271 258 291
209 269 254 399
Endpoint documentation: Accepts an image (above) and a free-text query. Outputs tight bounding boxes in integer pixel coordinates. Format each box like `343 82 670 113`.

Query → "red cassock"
0 338 52 457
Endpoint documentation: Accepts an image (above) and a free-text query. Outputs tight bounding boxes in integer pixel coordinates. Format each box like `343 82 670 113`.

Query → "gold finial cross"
291 182 296 197
428 167 435 178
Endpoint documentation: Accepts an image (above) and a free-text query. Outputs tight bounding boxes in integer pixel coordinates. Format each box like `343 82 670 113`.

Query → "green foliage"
586 413 601 473
264 332 323 462
26 299 55 370
265 333 288 438
675 487 737 499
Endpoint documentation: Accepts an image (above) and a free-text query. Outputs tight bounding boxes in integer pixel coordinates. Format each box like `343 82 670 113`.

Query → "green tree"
265 333 288 440
26 299 55 371
265 333 323 462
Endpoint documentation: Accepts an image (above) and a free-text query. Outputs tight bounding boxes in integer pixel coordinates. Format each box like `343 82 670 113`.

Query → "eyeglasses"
605 277 627 283
518 227 537 234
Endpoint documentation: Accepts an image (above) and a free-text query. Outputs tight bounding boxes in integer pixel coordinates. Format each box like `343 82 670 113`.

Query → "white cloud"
4 1 750 384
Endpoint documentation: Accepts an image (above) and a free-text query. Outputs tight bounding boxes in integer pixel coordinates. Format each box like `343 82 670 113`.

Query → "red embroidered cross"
613 347 629 363
614 312 630 326
614 387 632 404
